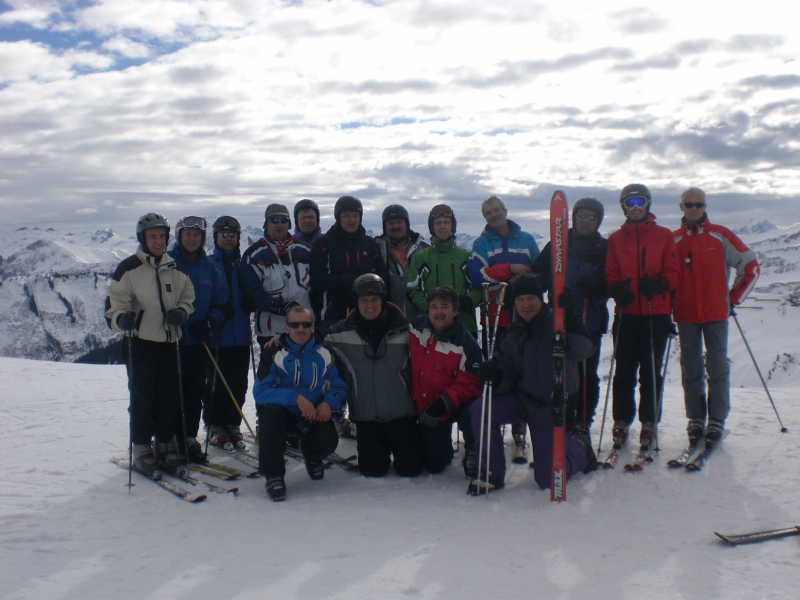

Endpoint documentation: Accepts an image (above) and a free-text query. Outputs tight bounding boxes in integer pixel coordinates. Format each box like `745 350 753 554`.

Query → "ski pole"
473 284 491 494
174 338 191 463
580 298 588 431
732 310 788 432
204 335 220 456
646 298 660 451
127 334 134 490
202 341 259 444
483 282 507 496
596 311 622 453
653 327 675 452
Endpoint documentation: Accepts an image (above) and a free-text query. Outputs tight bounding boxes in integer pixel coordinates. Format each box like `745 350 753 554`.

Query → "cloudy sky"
1 0 798 238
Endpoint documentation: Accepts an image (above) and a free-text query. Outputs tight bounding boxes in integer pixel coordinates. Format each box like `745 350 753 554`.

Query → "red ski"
550 190 569 502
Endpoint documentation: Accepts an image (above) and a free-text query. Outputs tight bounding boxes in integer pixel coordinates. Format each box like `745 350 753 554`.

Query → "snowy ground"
1 305 799 600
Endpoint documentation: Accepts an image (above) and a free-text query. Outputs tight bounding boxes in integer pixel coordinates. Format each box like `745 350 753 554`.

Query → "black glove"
189 317 218 338
557 286 577 315
478 360 502 386
637 275 669 300
166 308 188 326
458 295 473 313
576 274 606 298
269 298 300 316
116 311 136 332
419 396 454 428
609 279 634 308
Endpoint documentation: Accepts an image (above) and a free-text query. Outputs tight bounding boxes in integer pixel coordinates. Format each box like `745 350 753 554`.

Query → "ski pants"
124 338 180 445
204 345 250 428
418 400 476 474
612 313 672 425
470 392 587 488
574 333 603 431
256 403 339 477
354 417 424 478
177 344 209 439
677 320 730 422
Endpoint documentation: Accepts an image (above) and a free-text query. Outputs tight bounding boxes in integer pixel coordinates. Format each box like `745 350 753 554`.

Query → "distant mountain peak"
734 220 777 235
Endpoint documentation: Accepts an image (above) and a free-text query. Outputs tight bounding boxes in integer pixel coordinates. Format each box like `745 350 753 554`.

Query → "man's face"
433 216 453 242
285 310 315 345
181 228 203 254
144 228 168 257
357 294 382 320
385 218 408 242
574 208 600 236
428 298 457 333
297 208 318 235
339 211 361 234
216 232 238 251
625 203 647 223
266 215 290 241
482 201 508 231
679 193 707 225
514 294 543 323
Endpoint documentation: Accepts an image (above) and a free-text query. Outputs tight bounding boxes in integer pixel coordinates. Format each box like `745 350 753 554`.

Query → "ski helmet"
619 184 652 214
428 204 457 239
136 213 170 245
352 273 387 301
381 204 409 235
572 197 605 227
175 216 207 251
293 199 320 224
212 215 241 236
334 196 363 221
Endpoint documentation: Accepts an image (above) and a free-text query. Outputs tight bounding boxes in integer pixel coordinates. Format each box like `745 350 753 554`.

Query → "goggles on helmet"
178 216 207 231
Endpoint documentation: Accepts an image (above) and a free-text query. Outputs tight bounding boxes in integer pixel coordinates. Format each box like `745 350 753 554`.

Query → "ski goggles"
215 216 241 231
178 216 207 230
268 217 290 224
682 202 705 209
575 211 598 221
217 232 238 239
623 196 648 209
286 321 314 329
354 279 385 297
429 204 454 219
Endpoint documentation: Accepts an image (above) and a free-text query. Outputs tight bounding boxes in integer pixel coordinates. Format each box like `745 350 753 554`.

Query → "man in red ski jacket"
605 183 680 449
673 187 759 444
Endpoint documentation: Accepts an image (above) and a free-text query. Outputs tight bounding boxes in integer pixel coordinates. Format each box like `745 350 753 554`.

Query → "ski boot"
467 475 505 496
639 422 655 450
462 443 477 479
227 425 246 450
185 437 208 464
570 428 598 473
705 418 725 443
512 433 527 464
154 439 181 474
207 425 230 449
687 419 705 444
266 476 286 502
132 443 158 476
612 421 629 446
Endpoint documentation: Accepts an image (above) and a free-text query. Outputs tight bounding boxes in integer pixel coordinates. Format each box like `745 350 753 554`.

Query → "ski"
198 434 261 470
715 526 800 546
623 444 654 471
188 463 253 480
110 457 207 503
549 190 569 502
667 439 703 468
179 472 238 495
602 444 624 469
685 430 730 472
283 445 359 470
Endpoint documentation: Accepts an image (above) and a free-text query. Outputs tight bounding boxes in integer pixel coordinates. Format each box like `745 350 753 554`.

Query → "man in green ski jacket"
405 205 481 334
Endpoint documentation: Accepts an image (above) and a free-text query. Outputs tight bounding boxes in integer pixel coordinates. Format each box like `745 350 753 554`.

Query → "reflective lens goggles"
286 321 313 329
623 196 648 209
429 204 454 219
215 216 241 230
217 232 238 239
268 217 290 224
179 216 207 230
355 280 385 296
682 202 705 209
575 211 598 221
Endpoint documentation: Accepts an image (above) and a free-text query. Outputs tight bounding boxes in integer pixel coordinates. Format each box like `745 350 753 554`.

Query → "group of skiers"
105 184 759 501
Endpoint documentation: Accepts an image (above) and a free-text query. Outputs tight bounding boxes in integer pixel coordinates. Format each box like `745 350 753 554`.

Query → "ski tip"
714 532 733 544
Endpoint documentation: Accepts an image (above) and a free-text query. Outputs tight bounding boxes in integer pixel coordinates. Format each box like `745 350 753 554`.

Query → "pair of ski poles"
472 282 508 496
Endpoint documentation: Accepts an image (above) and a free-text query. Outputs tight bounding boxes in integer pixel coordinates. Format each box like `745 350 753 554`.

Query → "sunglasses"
682 202 705 209
429 204 454 219
623 196 648 208
575 211 598 221
286 321 313 329
268 217 290 224
217 232 238 239
179 216 207 230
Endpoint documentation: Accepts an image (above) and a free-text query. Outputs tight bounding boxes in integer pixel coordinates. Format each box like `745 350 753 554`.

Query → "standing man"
309 195 389 332
207 216 252 449
168 216 230 464
673 187 759 443
242 203 312 347
406 204 482 336
325 274 424 478
106 213 195 474
532 197 609 445
293 199 322 245
605 184 681 449
408 286 483 475
375 204 428 316
467 195 540 455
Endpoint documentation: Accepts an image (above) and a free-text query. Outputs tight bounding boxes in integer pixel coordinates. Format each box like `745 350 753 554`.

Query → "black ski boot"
185 437 208 464
705 418 725 443
266 476 286 502
462 443 477 479
305 460 325 481
687 419 705 444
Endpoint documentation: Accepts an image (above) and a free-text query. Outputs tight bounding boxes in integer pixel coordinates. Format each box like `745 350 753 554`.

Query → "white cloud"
0 1 60 29
101 35 150 58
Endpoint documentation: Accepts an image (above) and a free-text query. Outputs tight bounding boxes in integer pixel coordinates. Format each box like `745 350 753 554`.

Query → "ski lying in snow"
667 439 703 468
179 472 238 494
602 444 624 469
685 430 730 472
624 444 654 472
715 526 800 545
110 457 207 503
198 435 261 470
283 446 359 470
189 462 258 480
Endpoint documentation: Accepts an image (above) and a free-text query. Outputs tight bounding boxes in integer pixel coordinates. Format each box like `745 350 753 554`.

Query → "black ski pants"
354 417 424 478
418 401 475 474
612 314 671 425
573 333 603 431
177 344 209 439
256 403 339 477
204 345 250 428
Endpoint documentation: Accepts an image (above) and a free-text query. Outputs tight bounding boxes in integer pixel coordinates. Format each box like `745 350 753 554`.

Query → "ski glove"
458 295 474 313
116 311 137 332
166 308 188 326
638 275 670 300
557 286 578 315
269 298 300 316
576 273 607 298
189 317 218 338
478 360 503 386
609 279 634 308
419 395 455 428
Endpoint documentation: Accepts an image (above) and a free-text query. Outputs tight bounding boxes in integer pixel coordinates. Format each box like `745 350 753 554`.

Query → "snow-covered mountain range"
0 220 797 364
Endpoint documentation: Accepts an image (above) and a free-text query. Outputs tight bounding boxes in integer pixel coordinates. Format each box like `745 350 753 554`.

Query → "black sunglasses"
286 321 313 329
575 211 598 221
682 202 705 209
268 217 290 224
217 232 238 239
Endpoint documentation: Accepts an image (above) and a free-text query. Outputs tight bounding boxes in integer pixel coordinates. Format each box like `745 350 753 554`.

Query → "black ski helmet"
212 215 241 236
381 204 409 234
136 213 170 245
294 199 320 224
334 196 363 222
351 273 387 302
428 204 457 239
619 184 652 214
572 197 605 227
175 216 208 252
